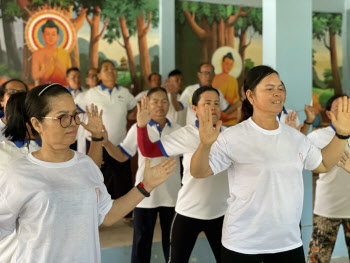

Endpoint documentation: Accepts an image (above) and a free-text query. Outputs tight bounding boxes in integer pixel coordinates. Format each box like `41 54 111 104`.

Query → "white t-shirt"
0 152 113 263
178 84 230 126
0 118 6 142
166 93 186 127
308 126 350 218
75 84 136 145
120 121 181 208
209 117 322 254
0 140 40 263
158 122 229 219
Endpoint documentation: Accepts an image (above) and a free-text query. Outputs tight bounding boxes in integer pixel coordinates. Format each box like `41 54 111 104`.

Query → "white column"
342 0 350 95
159 0 175 81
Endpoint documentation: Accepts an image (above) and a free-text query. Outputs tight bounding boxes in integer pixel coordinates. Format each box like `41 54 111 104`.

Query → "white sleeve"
158 128 189 157
135 91 147 102
178 88 191 108
75 91 91 112
209 133 233 175
303 137 323 171
0 193 16 240
119 124 138 158
126 92 137 112
218 90 230 112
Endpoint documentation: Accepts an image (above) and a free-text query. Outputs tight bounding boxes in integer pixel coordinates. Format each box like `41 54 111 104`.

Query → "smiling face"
192 90 221 124
148 90 169 119
31 94 80 150
246 73 286 116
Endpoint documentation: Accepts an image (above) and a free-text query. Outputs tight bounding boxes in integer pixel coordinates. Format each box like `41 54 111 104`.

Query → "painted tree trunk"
225 25 234 47
329 30 342 95
136 13 151 90
88 13 101 69
237 28 248 88
119 17 139 94
2 16 21 71
21 22 33 84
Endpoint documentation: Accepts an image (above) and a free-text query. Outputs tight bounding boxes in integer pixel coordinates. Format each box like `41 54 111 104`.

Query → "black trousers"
221 245 305 263
168 213 224 263
132 207 175 263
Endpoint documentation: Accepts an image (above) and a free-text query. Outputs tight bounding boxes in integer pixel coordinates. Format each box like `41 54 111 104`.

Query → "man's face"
66 70 81 90
169 75 183 94
149 74 161 88
86 69 99 88
197 64 215 86
42 27 59 47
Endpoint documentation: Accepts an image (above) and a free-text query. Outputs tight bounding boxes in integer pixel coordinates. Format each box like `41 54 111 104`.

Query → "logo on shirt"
117 95 125 101
95 187 99 202
299 153 303 162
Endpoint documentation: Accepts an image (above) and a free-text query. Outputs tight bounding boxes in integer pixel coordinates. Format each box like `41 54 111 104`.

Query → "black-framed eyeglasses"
199 71 215 76
42 112 83 128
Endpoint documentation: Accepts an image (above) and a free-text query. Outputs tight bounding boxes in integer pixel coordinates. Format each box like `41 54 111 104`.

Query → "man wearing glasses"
168 63 241 126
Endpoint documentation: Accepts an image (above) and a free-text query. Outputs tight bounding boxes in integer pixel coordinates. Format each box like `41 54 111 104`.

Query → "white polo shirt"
68 87 84 100
166 93 186 127
75 84 136 145
209 117 322 254
178 83 230 126
158 121 229 220
308 126 350 218
120 120 181 208
0 118 6 142
0 152 113 263
0 140 40 263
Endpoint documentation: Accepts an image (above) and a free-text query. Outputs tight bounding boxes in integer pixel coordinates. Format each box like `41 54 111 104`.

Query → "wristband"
91 136 104 141
304 120 312 125
335 133 350 140
136 182 150 197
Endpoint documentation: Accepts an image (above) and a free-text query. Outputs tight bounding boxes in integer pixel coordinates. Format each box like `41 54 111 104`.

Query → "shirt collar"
149 119 171 127
68 87 82 93
100 82 119 94
277 106 288 120
13 140 28 148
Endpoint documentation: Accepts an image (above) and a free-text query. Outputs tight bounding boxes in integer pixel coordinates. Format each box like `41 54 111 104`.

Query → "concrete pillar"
342 0 350 96
159 0 175 81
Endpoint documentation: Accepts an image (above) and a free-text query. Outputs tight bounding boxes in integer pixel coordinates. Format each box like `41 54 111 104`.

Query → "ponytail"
4 92 29 142
240 98 253 122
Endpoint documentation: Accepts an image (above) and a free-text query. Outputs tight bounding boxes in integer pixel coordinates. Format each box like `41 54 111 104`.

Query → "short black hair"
148 72 161 82
325 94 348 111
198 63 214 72
0 79 28 110
192 86 219 106
86 68 98 75
66 67 80 77
147 87 168 99
98 60 116 73
223 52 234 62
41 19 59 34
168 69 182 78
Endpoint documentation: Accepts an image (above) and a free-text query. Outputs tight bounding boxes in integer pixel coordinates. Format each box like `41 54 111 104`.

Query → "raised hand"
305 105 316 123
137 95 152 128
142 158 177 192
198 104 222 146
285 110 300 130
81 104 103 137
337 151 350 173
329 97 350 136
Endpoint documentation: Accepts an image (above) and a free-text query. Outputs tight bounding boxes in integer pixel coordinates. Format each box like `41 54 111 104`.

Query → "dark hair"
168 69 182 78
98 60 116 73
66 67 80 77
41 19 59 34
148 72 161 82
325 94 348 111
240 65 279 122
3 92 28 142
86 68 98 75
147 87 168 98
5 84 71 142
192 86 219 106
0 79 28 110
198 63 214 72
222 52 234 62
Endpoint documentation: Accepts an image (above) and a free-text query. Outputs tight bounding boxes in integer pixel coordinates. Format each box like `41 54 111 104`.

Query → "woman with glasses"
0 79 28 142
0 83 176 263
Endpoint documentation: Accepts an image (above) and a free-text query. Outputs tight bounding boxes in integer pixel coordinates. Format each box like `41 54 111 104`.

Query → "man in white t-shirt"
75 61 136 217
307 94 350 263
168 63 241 126
104 87 181 263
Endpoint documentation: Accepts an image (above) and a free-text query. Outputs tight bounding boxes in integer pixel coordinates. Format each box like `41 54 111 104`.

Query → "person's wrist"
91 132 102 138
141 181 153 193
304 120 313 125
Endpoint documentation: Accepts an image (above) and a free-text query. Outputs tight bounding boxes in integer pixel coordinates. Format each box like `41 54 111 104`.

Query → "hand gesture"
142 158 177 192
329 97 350 136
137 96 152 128
198 104 222 146
81 104 103 137
337 151 350 173
164 79 177 95
305 105 316 123
285 110 302 130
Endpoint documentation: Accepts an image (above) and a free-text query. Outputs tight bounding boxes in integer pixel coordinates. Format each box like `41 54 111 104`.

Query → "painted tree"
234 8 262 87
176 2 251 63
313 13 342 95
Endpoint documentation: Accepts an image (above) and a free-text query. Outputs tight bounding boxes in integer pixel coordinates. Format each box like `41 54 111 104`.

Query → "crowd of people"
0 61 350 263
